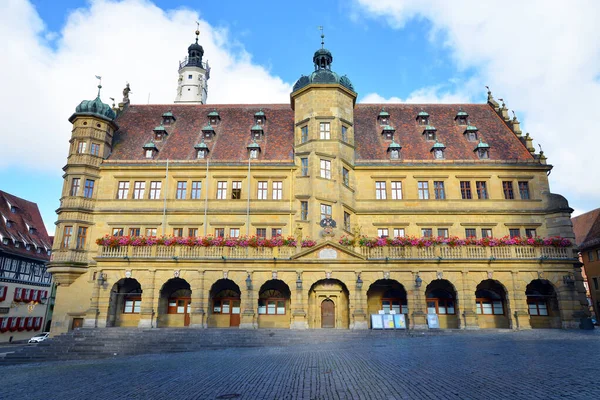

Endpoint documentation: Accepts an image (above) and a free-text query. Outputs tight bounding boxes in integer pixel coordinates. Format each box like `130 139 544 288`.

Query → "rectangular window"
593 277 598 290
133 181 145 199
434 181 445 200
176 181 187 199
123 297 141 314
320 204 332 220
191 181 202 199
90 143 100 156
231 181 242 199
341 126 348 142
216 181 227 199
509 229 520 238
518 181 530 200
375 181 387 200
481 229 492 238
460 181 472 199
173 228 183 237
215 228 225 238
320 159 331 179
391 181 403 200
437 228 449 238
272 181 283 200
394 228 405 237
230 228 240 238
76 227 87 249
418 181 429 200
319 122 330 140
301 201 308 220
525 229 537 238
421 228 433 237
474 181 488 199
113 228 124 236
377 228 389 238
70 178 81 196
301 158 309 176
84 179 95 198
344 212 351 231
149 181 162 199
342 168 349 186
465 228 477 238
271 228 282 238
145 228 157 237
61 226 73 249
258 181 268 200
256 228 267 238
503 181 514 199
301 126 308 143
122 184 140 204
77 141 87 154
129 227 140 236
188 228 198 237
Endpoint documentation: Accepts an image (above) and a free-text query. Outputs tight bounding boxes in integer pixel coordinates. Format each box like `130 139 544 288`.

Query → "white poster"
427 313 440 329
382 314 395 329
371 314 384 329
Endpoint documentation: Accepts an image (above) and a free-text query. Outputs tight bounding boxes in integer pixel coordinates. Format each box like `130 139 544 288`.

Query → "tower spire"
319 26 324 48
95 75 102 97
175 24 209 104
195 21 200 43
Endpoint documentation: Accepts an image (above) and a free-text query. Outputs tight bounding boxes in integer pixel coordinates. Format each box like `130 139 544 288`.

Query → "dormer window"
208 109 220 126
26 244 31 250
387 139 402 160
431 140 446 159
153 124 167 141
474 139 490 159
15 241 20 248
143 142 158 159
254 109 266 126
455 108 468 125
162 111 176 125
251 124 264 140
416 110 429 125
247 140 261 159
464 124 478 142
2 238 8 245
378 108 390 126
194 139 209 159
29 226 36 234
6 220 13 228
423 125 437 141
202 123 215 140
381 125 395 140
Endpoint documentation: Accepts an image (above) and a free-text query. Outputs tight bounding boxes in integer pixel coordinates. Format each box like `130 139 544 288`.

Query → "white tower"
175 28 210 104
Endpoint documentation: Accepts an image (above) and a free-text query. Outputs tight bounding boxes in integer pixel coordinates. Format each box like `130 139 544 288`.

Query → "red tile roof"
107 103 534 163
572 208 600 250
0 190 51 262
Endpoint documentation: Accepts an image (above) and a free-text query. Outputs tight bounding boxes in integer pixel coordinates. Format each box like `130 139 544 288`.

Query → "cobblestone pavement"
2 330 600 400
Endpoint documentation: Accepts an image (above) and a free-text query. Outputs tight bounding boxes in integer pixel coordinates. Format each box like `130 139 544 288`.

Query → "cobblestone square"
2 330 600 400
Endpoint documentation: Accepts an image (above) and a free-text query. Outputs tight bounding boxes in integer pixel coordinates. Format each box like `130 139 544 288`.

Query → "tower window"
390 149 399 160
188 75 193 79
250 149 258 159
319 123 331 140
301 126 308 143
433 149 444 159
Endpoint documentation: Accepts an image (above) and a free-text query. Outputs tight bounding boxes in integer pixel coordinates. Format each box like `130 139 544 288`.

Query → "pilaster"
190 270 208 328
137 269 156 328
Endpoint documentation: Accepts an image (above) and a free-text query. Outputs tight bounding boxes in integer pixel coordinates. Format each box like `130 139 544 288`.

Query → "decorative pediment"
290 240 365 261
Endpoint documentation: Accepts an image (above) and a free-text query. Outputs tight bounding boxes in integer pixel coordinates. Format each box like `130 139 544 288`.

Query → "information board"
393 314 406 329
371 314 384 329
382 314 395 329
427 313 440 329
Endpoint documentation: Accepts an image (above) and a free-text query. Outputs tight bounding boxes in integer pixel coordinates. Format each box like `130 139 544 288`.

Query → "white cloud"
355 0 600 210
361 85 471 104
0 0 292 171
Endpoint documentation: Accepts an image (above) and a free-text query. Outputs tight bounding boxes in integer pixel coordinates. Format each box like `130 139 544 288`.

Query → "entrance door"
321 299 335 328
230 299 241 327
71 318 84 330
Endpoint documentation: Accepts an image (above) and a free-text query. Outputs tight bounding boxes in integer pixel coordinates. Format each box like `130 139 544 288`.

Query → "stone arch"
106 278 142 327
367 279 408 328
526 279 561 328
208 279 241 328
308 279 349 329
157 278 192 328
257 279 292 329
425 279 459 329
475 279 510 329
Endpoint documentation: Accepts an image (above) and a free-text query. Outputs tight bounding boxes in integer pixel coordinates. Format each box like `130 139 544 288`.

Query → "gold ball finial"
195 30 200 36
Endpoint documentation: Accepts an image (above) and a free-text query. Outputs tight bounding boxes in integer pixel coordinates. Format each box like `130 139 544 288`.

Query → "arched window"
258 289 286 315
426 289 455 315
382 289 408 314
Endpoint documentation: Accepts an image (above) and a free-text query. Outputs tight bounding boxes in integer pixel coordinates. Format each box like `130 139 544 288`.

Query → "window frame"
123 296 142 314
475 298 504 315
256 228 267 238
460 181 472 199
83 179 95 198
465 228 477 238
70 178 81 197
216 181 227 200
426 298 456 315
191 181 202 199
437 228 449 238
320 159 331 179
518 181 530 200
301 201 308 221
502 181 514 200
391 181 403 200
343 211 351 231
61 226 73 249
476 181 488 199
527 299 549 316
176 181 187 200
342 168 349 186
272 181 283 200
76 226 87 249
421 228 433 237
418 181 430 200
133 181 146 200
481 228 492 238
375 181 387 200
301 158 309 176
320 204 332 220
231 181 242 199
393 228 405 238
301 126 308 143
319 122 331 140
257 181 268 200
509 228 520 239
377 228 389 238
341 125 348 142
433 181 445 200
90 142 100 157
149 181 162 200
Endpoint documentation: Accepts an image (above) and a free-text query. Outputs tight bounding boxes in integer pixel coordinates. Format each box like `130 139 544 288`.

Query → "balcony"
50 250 89 264
67 154 102 168
59 196 95 211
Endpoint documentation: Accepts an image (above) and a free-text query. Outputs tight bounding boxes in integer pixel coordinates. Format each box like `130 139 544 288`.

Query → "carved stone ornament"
538 271 544 280
174 270 180 278
326 272 332 279
318 248 338 259
437 272 443 280
487 271 493 279
383 271 390 280
272 271 278 280
320 217 336 237
223 271 228 279
125 270 132 279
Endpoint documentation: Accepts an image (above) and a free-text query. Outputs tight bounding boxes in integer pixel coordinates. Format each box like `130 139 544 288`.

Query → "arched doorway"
475 279 510 329
106 278 142 327
308 279 349 329
425 280 458 329
257 280 291 329
367 279 408 328
209 279 241 328
158 278 192 328
526 279 560 328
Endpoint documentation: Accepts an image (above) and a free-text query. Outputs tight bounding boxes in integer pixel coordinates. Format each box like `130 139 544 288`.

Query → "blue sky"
1 0 599 234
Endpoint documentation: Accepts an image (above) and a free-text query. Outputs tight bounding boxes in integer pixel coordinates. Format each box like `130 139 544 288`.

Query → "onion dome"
71 85 116 122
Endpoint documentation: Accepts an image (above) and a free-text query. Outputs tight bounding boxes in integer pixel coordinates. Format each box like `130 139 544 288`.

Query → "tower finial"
319 26 324 48
195 21 200 43
95 75 102 97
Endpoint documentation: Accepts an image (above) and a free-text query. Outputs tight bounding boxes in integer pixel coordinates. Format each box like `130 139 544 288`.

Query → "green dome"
379 108 390 117
475 139 490 149
387 139 402 150
431 140 446 150
207 109 220 117
194 140 209 150
417 110 429 117
251 124 263 131
202 123 214 132
465 125 478 132
381 125 395 132
143 141 157 150
424 125 437 131
74 95 116 121
255 109 266 117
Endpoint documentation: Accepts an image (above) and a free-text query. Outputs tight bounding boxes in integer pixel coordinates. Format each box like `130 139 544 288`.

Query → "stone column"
290 271 309 329
410 272 427 330
350 272 368 330
240 272 257 329
190 270 207 328
84 270 101 328
458 271 479 329
138 269 156 328
510 271 531 330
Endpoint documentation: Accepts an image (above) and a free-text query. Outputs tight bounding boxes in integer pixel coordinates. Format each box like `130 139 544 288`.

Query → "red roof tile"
572 208 600 249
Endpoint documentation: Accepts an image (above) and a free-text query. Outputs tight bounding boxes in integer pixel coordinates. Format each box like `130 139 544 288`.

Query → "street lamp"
356 274 363 290
296 274 302 290
245 273 252 290
415 274 422 288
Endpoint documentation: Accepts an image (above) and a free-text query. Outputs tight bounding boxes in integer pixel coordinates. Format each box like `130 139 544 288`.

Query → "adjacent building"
572 208 600 321
47 32 588 334
0 191 53 342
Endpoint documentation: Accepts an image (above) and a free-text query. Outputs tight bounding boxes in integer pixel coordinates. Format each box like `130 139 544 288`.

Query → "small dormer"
202 123 215 140
455 108 468 125
387 139 402 160
251 123 264 140
416 110 429 125
208 109 220 126
381 125 395 140
143 142 158 159
162 111 176 125
247 139 261 159
474 139 490 159
464 124 478 142
194 139 209 159
431 140 446 159
423 125 437 141
254 109 266 126
153 123 168 141
377 108 390 126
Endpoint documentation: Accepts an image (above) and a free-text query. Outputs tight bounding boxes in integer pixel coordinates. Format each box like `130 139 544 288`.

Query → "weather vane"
195 21 200 41
318 26 324 48
95 75 102 96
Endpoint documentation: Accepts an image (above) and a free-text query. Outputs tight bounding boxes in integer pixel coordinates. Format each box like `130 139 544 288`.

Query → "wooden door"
230 299 241 327
71 318 84 330
184 300 191 327
321 299 335 328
